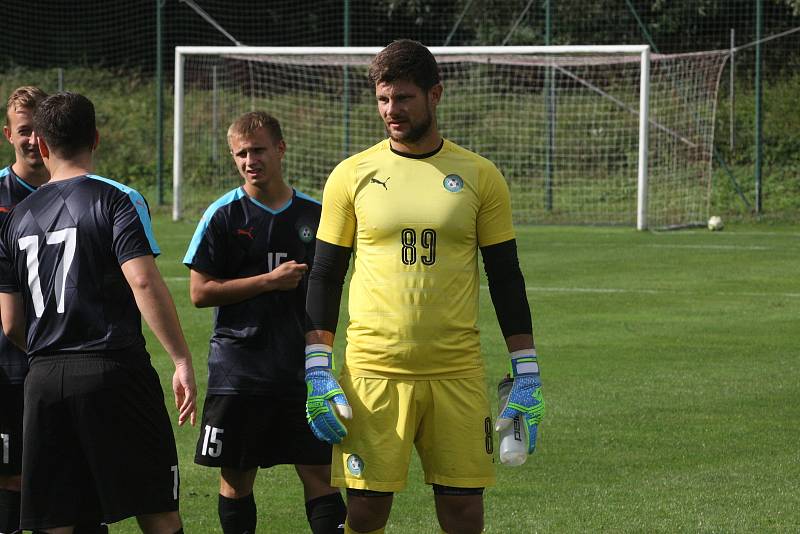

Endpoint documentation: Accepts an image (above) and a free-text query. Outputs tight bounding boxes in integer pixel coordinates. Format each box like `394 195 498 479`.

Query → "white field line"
162 276 799 299
542 242 773 251
642 244 771 250
514 286 800 299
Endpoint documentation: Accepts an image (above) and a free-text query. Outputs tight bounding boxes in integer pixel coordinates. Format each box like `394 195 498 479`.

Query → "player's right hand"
304 344 351 444
268 260 308 290
173 359 197 426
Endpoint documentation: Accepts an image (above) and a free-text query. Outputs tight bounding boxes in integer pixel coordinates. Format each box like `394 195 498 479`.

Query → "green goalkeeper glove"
305 344 352 444
496 350 545 454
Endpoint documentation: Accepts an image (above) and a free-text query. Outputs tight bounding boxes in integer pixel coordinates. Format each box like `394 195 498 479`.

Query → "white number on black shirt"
201 425 224 458
1 433 8 464
18 228 77 317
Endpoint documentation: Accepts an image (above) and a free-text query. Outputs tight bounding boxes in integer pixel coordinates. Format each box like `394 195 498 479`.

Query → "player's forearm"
505 333 534 353
140 289 193 366
190 272 269 308
481 239 534 339
305 239 351 334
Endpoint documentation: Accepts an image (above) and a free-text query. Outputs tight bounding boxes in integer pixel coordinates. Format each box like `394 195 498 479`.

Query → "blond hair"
6 86 48 126
227 111 283 146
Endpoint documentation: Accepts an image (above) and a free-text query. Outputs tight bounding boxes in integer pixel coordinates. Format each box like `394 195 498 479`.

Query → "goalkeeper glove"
495 350 545 454
305 344 352 444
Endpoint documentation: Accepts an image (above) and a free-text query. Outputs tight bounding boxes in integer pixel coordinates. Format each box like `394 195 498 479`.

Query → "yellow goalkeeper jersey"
317 139 515 378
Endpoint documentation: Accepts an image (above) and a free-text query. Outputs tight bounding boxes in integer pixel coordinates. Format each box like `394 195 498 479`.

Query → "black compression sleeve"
480 239 533 338
305 239 352 333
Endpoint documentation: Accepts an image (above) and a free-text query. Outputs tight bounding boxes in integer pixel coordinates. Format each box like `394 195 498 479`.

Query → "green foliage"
713 72 800 219
717 74 800 167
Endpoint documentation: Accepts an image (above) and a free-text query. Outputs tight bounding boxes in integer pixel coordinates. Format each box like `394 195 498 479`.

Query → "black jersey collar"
7 165 38 192
389 138 444 160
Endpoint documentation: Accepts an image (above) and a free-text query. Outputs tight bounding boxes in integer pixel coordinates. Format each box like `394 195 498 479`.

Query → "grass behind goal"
118 216 799 533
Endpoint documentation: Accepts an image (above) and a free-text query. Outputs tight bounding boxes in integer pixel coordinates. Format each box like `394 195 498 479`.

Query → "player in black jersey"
0 86 49 534
0 92 197 533
185 111 346 534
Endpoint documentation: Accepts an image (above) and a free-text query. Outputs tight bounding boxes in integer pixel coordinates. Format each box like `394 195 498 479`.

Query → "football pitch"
117 216 799 533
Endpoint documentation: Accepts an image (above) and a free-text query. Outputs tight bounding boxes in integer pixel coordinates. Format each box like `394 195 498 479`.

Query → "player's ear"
2 125 10 143
92 129 100 151
429 83 443 106
276 139 287 158
36 134 49 159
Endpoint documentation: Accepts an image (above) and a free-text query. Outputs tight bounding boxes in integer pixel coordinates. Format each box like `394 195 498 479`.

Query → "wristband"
509 349 539 376
305 344 334 371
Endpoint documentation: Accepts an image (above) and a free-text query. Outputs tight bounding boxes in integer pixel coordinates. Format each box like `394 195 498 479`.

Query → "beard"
385 108 434 144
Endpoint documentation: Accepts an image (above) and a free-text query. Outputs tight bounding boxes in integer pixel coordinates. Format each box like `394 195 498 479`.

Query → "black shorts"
20 354 179 530
0 383 23 476
195 393 332 469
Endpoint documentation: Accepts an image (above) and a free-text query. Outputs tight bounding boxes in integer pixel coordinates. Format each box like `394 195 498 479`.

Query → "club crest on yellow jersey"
443 174 464 192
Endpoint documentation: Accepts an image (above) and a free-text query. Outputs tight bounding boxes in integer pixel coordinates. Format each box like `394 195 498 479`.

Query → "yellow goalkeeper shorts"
331 374 496 492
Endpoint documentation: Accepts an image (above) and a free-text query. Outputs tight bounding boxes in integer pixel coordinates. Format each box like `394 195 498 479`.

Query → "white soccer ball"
707 215 724 231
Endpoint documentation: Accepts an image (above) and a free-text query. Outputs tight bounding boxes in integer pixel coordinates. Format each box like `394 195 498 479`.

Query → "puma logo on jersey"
235 226 255 240
370 177 390 190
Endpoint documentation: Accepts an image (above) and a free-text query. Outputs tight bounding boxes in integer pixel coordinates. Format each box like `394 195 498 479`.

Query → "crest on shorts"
443 174 463 193
298 224 314 243
346 454 364 476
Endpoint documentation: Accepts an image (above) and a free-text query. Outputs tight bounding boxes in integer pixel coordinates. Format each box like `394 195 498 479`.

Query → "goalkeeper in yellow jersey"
304 39 545 534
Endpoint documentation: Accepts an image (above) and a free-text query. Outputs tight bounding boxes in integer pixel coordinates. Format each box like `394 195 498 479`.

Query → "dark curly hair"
368 39 440 91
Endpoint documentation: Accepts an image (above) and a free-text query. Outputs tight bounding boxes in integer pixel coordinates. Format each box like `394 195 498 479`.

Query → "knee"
136 511 182 534
219 467 257 498
434 490 484 534
438 514 484 534
345 490 393 532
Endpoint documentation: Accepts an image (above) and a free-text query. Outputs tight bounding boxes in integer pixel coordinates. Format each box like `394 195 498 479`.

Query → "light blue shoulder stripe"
183 187 245 265
0 167 37 192
15 175 36 193
86 175 160 255
294 189 321 206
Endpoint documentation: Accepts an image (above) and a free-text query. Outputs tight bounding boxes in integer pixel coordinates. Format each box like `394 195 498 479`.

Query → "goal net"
173 46 728 229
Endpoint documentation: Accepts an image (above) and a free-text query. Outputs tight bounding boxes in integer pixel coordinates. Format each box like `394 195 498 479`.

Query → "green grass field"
113 215 799 533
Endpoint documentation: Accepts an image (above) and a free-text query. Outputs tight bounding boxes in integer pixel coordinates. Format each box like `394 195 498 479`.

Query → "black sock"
0 489 21 534
305 492 346 534
219 493 257 534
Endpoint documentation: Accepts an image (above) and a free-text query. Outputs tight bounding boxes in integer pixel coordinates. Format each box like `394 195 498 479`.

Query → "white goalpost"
173 45 727 229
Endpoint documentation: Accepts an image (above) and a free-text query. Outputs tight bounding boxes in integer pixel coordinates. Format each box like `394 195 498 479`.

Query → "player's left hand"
495 353 545 454
173 359 197 426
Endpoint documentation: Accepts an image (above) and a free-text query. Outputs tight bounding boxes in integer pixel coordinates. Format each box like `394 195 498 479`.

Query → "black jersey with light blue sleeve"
0 166 38 383
184 187 320 396
0 174 159 358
